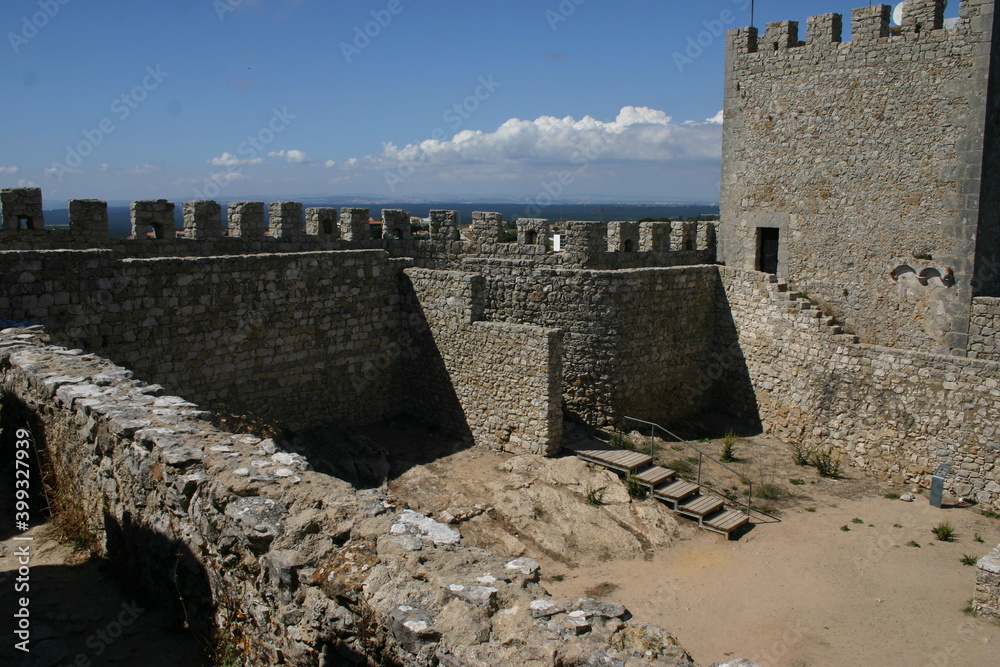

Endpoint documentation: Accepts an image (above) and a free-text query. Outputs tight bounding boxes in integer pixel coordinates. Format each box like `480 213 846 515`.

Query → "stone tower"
719 0 999 355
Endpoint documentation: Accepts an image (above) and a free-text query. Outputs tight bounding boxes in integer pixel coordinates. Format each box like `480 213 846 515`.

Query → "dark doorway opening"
757 227 779 274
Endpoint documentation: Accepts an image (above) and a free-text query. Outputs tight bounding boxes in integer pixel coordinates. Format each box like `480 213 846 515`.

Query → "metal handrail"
623 416 754 517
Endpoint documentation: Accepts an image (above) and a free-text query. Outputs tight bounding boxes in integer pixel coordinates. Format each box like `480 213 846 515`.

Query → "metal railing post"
698 452 703 486
747 482 753 517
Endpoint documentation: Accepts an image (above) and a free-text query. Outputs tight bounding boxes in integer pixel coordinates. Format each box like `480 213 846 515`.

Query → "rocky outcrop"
0 327 697 666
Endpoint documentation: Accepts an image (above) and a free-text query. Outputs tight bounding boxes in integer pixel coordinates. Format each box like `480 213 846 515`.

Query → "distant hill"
43 202 720 239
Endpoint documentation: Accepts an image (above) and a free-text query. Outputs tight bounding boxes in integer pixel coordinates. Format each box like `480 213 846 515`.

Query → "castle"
2 1 1000 663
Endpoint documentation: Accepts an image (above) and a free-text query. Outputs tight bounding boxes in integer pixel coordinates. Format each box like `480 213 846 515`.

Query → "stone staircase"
762 274 860 345
563 437 751 539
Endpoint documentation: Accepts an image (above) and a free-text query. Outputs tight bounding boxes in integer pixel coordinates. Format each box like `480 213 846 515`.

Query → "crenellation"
807 13 844 44
130 200 176 240
608 221 640 252
763 20 803 52
183 200 223 240
340 207 371 241
305 207 339 237
68 199 108 239
901 0 947 32
671 221 697 252
516 218 551 250
562 221 607 254
851 5 892 43
227 201 266 238
429 209 461 242
472 211 504 245
381 208 412 240
640 221 673 252
268 201 305 240
1 187 45 231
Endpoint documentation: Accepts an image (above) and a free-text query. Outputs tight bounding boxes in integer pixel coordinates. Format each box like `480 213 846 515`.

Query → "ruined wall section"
720 1 997 354
463 259 719 427
0 331 691 666
0 249 407 429
720 267 1000 509
975 545 1000 622
402 268 564 455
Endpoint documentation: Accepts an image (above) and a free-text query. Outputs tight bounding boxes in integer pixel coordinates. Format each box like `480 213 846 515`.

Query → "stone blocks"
382 209 411 240
183 201 223 240
269 201 305 240
608 221 640 253
227 202 265 238
472 211 504 245
429 210 460 242
340 208 371 241
1 187 44 231
517 219 551 250
131 200 176 240
640 221 673 252
562 221 607 255
305 207 339 237
68 199 108 239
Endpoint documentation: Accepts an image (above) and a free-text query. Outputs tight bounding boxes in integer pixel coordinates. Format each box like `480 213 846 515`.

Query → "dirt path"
373 421 1000 667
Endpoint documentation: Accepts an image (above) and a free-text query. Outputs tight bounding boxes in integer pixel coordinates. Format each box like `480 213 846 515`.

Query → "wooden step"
653 480 700 504
564 441 653 473
678 495 725 519
634 466 675 488
703 509 751 536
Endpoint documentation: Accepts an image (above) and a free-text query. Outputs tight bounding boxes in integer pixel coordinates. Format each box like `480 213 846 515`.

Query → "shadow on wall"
710 281 763 431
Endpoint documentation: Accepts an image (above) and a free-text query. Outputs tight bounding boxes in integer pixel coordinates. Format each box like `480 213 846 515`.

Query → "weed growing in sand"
840 525 851 532
975 533 985 544
852 518 865 525
884 492 901 500
812 449 842 479
757 483 785 501
961 554 979 566
585 582 619 597
907 541 921 548
721 430 739 463
982 510 1000 520
805 507 817 513
789 442 812 466
963 603 980 617
790 478 806 486
933 521 956 542
893 524 904 529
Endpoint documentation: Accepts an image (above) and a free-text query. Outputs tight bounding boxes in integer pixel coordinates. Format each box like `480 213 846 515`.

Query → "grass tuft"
961 554 979 567
932 521 956 542
586 485 607 507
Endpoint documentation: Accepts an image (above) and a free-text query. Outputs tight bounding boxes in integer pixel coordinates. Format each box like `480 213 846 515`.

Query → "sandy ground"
373 422 1000 667
0 523 209 667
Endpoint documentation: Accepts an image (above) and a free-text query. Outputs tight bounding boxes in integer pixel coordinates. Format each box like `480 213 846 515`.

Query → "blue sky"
0 0 953 204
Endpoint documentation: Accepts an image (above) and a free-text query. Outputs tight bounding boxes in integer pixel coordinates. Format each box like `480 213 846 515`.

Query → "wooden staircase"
563 438 751 539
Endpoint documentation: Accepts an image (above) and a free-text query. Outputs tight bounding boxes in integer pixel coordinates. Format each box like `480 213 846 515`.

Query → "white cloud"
44 166 81 178
0 166 20 175
99 163 110 172
333 106 723 172
706 110 724 124
269 149 310 164
207 152 264 168
118 164 161 176
324 159 337 168
17 179 37 188
209 170 248 183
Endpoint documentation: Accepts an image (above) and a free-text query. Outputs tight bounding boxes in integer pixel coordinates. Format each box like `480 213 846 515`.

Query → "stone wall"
0 329 694 666
402 268 564 455
720 0 999 354
970 297 1000 360
463 259 719 426
0 249 407 429
975 545 1000 622
719 267 1000 509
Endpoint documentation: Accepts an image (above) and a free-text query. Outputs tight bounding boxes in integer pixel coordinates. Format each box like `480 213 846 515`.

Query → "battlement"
0 188 719 265
728 1 984 59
